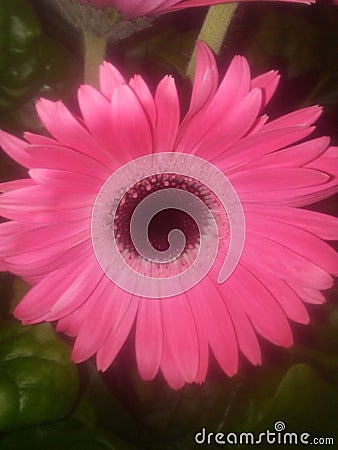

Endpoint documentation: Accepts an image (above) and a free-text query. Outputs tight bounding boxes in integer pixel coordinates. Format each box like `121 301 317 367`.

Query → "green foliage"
0 0 42 111
0 0 80 133
0 421 136 450
0 321 79 431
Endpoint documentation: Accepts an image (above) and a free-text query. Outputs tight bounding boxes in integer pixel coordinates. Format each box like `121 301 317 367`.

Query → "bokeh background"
0 1 337 448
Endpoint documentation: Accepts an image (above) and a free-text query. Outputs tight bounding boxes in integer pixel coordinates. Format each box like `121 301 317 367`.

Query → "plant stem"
83 33 107 87
186 3 238 81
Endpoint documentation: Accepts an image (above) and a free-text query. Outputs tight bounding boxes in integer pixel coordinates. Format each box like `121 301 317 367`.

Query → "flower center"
113 173 226 276
92 152 245 298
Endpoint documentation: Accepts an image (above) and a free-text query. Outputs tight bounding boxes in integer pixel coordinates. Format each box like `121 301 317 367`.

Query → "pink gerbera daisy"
78 0 315 18
0 42 337 389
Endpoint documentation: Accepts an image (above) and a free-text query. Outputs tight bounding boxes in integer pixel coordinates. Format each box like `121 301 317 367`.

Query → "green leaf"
259 364 338 434
0 0 80 133
72 363 137 440
0 420 137 450
0 320 80 431
0 0 42 110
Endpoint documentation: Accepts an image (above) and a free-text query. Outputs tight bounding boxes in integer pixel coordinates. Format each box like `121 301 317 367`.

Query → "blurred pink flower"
0 42 337 389
79 0 315 18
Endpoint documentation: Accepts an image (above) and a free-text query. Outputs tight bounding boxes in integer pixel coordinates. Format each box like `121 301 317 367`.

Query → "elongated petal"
230 167 329 203
186 291 209 383
226 264 293 347
129 75 156 126
243 234 333 290
36 99 115 168
135 299 163 380
160 334 186 390
96 295 139 371
78 84 120 161
154 76 180 152
29 168 102 193
243 204 338 240
177 55 251 154
251 70 280 108
216 281 262 365
0 179 35 192
99 61 125 98
161 295 199 382
197 276 238 376
27 144 111 179
14 246 93 322
245 214 338 275
187 41 218 118
0 131 32 168
110 84 153 161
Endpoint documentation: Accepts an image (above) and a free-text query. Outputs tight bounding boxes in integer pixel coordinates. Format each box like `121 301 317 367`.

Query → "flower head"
79 0 315 18
1 42 337 389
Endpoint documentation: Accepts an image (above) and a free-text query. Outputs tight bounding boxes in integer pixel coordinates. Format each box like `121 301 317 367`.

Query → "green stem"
83 33 107 88
186 3 238 81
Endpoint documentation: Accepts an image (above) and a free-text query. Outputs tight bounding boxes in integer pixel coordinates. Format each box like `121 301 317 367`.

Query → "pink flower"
79 0 314 18
1 42 337 389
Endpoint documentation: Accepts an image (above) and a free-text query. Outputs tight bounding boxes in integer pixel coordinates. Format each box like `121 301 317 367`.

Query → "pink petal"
243 263 310 324
243 204 338 240
110 84 153 161
78 84 121 164
197 276 238 376
154 76 180 152
240 136 329 171
27 144 111 180
216 126 316 172
186 291 209 383
56 277 105 337
251 70 280 108
129 75 156 127
243 234 333 290
226 264 293 347
263 105 322 131
160 334 186 390
135 299 163 380
0 179 35 192
14 245 93 322
4 241 90 282
170 0 314 11
0 219 89 257
99 61 125 99
3 231 89 270
176 55 251 154
24 131 58 146
229 167 329 203
72 280 127 362
196 88 262 159
291 285 326 304
272 149 338 205
0 131 32 168
29 168 102 194
161 295 199 383
216 281 262 365
46 266 107 322
245 214 338 275
186 41 218 118
95 294 139 371
0 186 93 222
36 99 115 168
